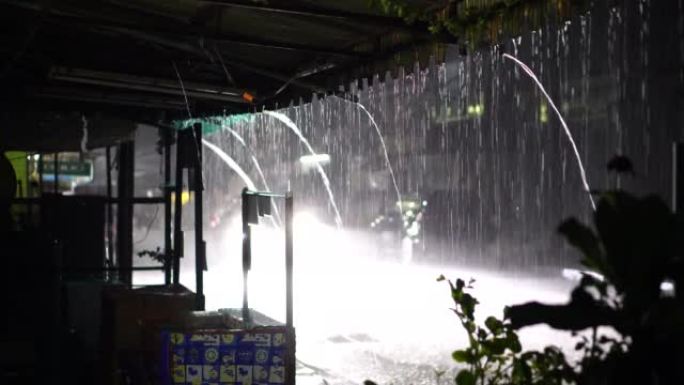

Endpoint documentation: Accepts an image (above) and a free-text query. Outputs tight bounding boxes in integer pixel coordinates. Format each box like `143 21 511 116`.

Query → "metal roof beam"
199 0 458 43
199 0 409 26
28 86 189 110
213 35 365 57
219 58 326 93
0 1 367 57
49 67 254 104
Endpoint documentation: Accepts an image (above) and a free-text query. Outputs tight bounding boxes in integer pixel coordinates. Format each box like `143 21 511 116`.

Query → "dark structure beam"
29 86 188 110
202 0 415 29
2 1 368 58
221 58 327 93
193 123 206 310
163 128 173 285
200 0 458 44
48 67 253 104
90 22 364 58
673 142 684 214
172 133 183 285
116 141 135 285
213 34 364 57
103 0 192 23
303 37 436 83
106 146 114 270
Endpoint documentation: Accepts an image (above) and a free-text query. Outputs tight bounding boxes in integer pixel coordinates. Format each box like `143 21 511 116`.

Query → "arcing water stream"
219 122 283 225
331 96 403 211
263 110 343 227
201 138 257 191
502 53 596 210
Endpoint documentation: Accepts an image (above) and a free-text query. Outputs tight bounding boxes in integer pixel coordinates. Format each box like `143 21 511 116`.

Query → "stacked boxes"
162 327 288 385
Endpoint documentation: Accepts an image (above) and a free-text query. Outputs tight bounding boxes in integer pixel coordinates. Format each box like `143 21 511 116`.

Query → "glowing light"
406 221 420 238
662 279 675 297
561 268 604 282
467 103 485 117
540 102 549 123
299 154 331 166
563 268 676 298
242 91 255 103
294 212 325 237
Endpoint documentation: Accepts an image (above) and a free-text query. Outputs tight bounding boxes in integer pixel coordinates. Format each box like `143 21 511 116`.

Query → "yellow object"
172 365 185 383
171 333 185 345
466 103 485 117
221 333 235 344
171 190 192 206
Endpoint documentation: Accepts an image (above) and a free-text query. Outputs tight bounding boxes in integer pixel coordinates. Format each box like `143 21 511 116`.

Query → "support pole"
172 132 184 285
241 188 252 326
117 141 135 285
673 143 684 215
193 123 205 310
38 153 43 195
285 193 293 328
25 153 31 197
284 193 295 385
106 146 114 270
26 153 32 218
53 152 59 193
239 189 294 384
164 129 173 285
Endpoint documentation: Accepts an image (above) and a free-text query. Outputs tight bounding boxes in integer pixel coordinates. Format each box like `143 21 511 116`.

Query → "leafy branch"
438 275 574 385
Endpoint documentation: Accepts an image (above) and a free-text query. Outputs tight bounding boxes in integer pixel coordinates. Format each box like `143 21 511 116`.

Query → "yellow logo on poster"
172 365 185 383
221 333 235 344
171 333 185 345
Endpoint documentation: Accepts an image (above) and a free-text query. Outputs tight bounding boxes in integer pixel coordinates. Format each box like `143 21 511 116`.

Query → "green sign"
43 160 92 177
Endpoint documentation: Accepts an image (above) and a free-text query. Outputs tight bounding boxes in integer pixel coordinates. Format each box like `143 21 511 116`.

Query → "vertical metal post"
193 123 205 310
672 143 684 300
285 193 293 328
106 146 114 268
241 188 252 325
117 142 135 285
53 152 59 194
173 134 184 285
26 153 32 219
164 129 173 285
284 193 295 385
38 152 43 195
673 142 684 215
25 153 31 198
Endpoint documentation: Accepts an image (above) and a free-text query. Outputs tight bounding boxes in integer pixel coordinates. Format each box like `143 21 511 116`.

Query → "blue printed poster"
162 327 288 385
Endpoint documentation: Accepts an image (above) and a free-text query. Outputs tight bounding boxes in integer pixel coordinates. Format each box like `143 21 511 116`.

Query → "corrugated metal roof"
0 0 459 149
0 0 583 149
0 0 453 116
